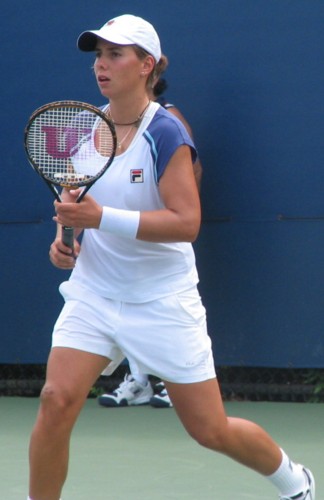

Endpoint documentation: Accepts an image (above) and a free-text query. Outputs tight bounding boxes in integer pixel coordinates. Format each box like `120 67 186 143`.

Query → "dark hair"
153 78 168 97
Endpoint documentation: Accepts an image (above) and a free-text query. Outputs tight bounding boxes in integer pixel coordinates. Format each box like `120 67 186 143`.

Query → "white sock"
267 449 306 496
127 357 149 386
132 373 149 386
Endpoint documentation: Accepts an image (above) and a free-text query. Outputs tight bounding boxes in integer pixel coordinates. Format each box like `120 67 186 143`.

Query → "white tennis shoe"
150 381 173 408
98 374 153 407
279 467 315 500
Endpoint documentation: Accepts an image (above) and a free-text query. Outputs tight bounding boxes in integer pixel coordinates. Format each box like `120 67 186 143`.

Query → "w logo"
41 126 91 159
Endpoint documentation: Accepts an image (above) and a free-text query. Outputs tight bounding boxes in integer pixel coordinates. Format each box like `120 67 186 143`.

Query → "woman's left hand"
53 191 103 229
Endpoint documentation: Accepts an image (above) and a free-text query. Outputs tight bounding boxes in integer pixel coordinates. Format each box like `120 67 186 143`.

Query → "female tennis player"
27 14 314 500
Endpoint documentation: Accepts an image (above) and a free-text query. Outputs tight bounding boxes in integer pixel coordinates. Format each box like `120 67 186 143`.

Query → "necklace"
117 126 134 150
108 100 151 127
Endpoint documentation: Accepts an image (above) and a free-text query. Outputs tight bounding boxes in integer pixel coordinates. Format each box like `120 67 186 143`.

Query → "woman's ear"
142 55 155 76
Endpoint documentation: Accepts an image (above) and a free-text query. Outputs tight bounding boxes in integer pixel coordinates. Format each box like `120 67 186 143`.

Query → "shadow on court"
1 397 323 499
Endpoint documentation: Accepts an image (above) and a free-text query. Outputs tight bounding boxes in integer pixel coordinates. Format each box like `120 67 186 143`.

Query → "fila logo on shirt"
130 169 144 183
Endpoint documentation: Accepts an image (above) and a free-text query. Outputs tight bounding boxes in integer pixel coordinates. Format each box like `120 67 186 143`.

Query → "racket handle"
62 226 74 250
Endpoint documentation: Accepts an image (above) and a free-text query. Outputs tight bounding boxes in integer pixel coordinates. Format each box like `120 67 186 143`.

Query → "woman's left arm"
136 144 201 243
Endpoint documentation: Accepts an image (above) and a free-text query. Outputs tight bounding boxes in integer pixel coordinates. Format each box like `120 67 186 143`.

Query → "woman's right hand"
49 235 81 269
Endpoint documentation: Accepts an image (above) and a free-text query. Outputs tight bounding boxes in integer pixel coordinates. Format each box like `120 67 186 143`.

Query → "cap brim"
77 31 100 52
77 29 135 52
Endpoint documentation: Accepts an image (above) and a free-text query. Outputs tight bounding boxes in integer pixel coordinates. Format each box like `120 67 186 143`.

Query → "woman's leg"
165 377 314 497
29 346 108 500
165 377 282 474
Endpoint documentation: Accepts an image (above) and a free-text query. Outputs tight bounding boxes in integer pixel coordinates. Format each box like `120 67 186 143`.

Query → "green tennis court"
1 397 323 499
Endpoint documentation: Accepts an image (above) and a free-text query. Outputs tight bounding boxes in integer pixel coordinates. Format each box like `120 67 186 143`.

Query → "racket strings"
26 106 115 186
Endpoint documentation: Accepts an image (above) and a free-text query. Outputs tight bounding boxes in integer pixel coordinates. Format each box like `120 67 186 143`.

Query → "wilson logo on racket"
41 126 92 159
130 169 144 183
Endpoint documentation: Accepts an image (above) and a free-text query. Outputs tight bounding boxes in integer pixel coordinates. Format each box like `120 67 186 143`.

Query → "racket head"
24 100 117 190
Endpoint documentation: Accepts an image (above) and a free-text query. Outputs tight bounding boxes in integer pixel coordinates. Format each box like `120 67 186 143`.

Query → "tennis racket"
24 100 117 250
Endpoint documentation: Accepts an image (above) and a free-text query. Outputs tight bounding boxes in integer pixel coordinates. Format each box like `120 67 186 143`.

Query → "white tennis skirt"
52 280 216 383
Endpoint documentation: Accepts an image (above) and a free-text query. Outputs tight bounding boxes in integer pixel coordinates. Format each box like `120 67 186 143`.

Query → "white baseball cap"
77 14 161 63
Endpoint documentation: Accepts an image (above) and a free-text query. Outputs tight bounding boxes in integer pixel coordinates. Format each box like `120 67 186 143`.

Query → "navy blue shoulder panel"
144 107 197 182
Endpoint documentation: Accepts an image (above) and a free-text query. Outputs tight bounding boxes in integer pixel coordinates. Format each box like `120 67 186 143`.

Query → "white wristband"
99 206 140 239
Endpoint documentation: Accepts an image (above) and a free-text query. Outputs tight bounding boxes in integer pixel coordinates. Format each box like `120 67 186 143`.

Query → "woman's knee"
188 420 229 452
39 383 81 424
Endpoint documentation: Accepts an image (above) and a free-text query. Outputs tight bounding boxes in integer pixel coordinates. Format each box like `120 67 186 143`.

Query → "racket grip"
62 226 74 250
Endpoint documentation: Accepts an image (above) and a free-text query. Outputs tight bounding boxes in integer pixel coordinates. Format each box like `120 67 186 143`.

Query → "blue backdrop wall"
1 0 323 367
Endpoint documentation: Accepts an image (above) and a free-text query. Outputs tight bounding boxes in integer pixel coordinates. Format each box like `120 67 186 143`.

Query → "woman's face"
93 39 147 99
